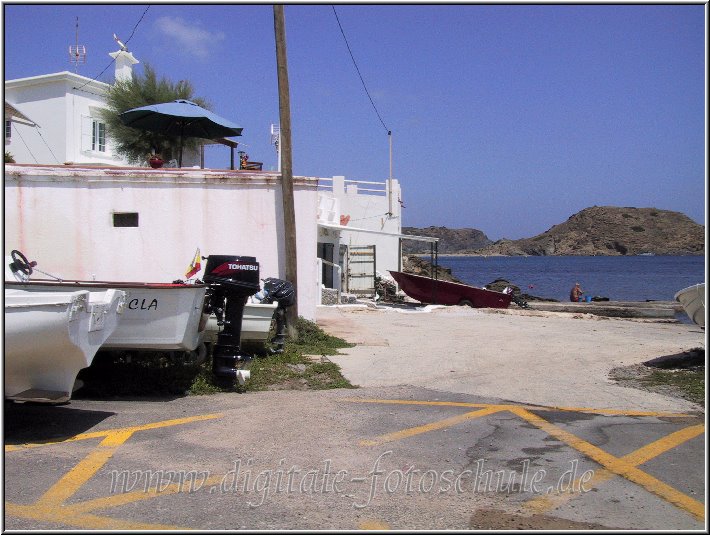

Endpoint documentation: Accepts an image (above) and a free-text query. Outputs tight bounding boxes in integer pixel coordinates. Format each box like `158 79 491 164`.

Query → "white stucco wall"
4 165 319 319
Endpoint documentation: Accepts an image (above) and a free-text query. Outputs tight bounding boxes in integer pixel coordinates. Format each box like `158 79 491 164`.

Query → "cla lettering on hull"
128 298 158 311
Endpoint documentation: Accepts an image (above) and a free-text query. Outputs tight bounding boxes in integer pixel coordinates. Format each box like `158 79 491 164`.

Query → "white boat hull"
242 303 278 341
5 281 208 351
204 302 277 345
4 288 127 402
674 283 705 327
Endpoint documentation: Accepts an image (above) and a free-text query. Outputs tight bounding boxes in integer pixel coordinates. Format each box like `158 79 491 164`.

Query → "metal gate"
346 245 376 296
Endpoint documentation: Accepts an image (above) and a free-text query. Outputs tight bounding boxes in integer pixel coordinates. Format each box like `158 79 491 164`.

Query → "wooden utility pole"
274 5 298 337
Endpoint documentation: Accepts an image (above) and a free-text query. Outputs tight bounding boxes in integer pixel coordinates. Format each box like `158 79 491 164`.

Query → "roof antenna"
68 17 86 72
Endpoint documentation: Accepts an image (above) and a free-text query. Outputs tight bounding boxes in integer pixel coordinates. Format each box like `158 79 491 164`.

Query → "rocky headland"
401 226 492 254
405 206 704 256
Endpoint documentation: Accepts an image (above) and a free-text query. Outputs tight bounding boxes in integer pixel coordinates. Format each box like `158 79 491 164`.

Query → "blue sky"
2 3 706 239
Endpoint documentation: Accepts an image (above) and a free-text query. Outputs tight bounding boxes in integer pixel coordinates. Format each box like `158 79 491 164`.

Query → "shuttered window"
92 120 106 152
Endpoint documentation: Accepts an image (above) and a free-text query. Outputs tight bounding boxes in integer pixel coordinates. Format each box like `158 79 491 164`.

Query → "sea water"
430 255 705 303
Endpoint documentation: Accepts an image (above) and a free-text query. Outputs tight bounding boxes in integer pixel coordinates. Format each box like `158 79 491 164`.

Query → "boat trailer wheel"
10 250 33 276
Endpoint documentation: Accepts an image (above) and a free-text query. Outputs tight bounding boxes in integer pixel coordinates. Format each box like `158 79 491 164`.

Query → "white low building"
4 164 320 319
316 175 437 298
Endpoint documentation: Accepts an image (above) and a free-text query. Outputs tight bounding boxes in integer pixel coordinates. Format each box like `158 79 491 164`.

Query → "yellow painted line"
623 424 705 466
510 407 705 521
67 474 226 514
344 398 495 408
5 413 224 452
359 406 503 447
524 423 706 515
5 502 187 530
359 520 391 529
5 413 224 530
343 398 695 418
35 430 134 508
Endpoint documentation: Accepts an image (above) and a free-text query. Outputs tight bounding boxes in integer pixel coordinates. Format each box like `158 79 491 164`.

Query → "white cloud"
154 16 225 59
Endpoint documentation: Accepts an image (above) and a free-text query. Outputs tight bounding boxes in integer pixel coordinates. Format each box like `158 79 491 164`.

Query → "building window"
5 120 11 140
92 119 106 152
113 212 139 227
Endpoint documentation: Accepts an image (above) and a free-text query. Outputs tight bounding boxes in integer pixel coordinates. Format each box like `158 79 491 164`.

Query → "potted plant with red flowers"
148 153 164 169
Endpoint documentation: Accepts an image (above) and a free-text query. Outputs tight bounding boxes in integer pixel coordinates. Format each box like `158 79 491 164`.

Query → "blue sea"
430 255 705 303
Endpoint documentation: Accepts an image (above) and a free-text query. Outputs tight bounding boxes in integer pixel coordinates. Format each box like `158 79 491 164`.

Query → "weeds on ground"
610 349 705 407
637 368 705 406
245 317 356 392
75 317 355 398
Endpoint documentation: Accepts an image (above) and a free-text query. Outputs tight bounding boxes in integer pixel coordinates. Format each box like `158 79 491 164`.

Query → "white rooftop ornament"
109 43 139 84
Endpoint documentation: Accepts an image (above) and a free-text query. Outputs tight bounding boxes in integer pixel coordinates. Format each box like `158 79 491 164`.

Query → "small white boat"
5 279 208 351
4 288 127 403
6 251 208 352
204 301 277 346
674 283 705 327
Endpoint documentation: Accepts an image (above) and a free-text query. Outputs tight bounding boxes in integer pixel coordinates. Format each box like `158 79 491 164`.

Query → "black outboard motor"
203 255 260 380
259 277 296 352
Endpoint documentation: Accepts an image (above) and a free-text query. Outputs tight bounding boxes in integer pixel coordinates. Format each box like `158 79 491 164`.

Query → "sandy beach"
316 304 705 413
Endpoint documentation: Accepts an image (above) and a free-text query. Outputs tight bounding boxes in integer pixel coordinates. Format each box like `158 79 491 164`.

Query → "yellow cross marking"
343 397 694 417
5 413 223 530
347 398 704 522
524 423 706 515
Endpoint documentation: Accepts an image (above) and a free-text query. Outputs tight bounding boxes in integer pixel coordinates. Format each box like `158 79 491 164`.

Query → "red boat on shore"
389 270 512 309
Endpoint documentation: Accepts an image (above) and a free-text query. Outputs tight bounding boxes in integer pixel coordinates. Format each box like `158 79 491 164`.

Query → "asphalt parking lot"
3 385 705 530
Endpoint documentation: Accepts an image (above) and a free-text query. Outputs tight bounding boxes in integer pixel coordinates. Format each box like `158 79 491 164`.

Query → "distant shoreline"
408 253 703 258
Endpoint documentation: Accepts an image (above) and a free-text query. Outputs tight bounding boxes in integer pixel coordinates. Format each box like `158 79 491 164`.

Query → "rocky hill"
402 226 492 254
473 206 704 256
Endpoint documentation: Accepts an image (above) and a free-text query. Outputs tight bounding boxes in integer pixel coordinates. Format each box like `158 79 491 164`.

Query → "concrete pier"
527 300 681 320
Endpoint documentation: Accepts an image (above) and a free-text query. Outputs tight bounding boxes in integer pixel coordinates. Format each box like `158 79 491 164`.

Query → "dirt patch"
469 508 619 530
609 349 705 407
265 378 310 391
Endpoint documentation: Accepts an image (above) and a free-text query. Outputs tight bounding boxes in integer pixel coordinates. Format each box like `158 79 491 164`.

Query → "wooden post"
274 5 298 337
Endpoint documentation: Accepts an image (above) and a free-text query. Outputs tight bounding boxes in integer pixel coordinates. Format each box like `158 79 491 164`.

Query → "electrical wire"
12 125 39 163
73 5 151 91
35 128 61 163
123 5 150 45
331 6 389 133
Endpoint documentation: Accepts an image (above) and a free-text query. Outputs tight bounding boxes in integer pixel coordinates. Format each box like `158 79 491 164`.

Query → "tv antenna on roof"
68 17 86 72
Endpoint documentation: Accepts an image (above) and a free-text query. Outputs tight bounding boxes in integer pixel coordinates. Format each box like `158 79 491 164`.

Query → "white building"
4 45 422 315
3 50 143 167
316 176 437 298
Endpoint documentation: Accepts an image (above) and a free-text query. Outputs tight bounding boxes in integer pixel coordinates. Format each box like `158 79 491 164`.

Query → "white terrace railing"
317 176 388 196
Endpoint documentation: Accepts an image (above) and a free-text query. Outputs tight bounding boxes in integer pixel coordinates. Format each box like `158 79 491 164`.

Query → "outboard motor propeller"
202 255 260 380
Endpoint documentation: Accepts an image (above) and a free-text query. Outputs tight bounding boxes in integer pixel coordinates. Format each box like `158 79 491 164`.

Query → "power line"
35 128 61 164
331 6 389 133
123 5 150 45
73 5 150 91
